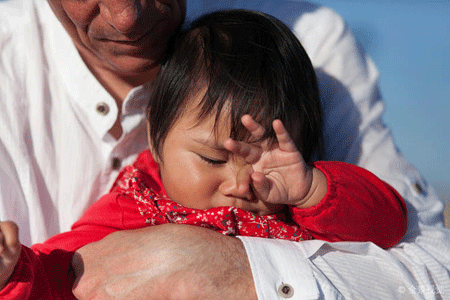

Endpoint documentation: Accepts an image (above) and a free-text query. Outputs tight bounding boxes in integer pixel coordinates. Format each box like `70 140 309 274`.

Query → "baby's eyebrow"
192 137 227 151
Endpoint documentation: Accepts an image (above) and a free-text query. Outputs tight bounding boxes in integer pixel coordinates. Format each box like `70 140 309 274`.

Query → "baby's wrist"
296 167 327 209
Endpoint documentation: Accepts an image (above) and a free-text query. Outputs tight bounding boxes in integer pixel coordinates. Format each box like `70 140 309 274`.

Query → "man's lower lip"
109 33 151 45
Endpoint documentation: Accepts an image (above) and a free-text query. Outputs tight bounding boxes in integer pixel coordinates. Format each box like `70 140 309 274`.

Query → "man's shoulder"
0 0 51 80
0 0 35 33
0 0 45 55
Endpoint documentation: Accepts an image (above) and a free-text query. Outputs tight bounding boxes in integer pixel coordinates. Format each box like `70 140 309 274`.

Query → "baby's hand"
224 115 326 208
0 221 21 290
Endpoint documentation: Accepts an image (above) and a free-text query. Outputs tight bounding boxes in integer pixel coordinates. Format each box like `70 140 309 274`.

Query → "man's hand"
72 224 257 300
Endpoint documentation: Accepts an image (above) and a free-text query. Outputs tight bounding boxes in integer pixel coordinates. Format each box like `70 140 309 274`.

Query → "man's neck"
89 63 159 105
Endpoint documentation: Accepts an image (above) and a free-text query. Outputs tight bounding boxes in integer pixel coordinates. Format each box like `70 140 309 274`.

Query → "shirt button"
277 283 294 298
96 102 110 115
111 157 121 170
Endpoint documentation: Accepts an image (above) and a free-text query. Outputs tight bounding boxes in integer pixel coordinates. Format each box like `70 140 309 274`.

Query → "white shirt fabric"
1 0 449 299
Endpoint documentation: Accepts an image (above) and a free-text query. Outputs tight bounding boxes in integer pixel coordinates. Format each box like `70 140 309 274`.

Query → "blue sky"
313 0 450 206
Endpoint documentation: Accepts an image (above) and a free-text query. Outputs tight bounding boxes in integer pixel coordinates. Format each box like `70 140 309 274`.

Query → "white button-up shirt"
1 0 449 299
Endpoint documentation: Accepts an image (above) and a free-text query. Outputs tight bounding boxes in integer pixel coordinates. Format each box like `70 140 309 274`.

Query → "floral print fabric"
113 166 311 242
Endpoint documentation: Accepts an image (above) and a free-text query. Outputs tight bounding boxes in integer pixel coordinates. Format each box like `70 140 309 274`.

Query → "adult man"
1 0 449 299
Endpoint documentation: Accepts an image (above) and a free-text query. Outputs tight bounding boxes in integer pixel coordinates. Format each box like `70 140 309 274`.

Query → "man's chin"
108 56 161 76
95 57 162 88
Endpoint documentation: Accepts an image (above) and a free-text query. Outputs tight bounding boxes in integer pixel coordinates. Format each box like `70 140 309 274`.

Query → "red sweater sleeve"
0 151 162 299
0 245 76 300
290 161 407 249
0 192 146 299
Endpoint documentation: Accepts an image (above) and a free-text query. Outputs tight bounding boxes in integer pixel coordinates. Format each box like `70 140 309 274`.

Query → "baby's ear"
148 144 161 164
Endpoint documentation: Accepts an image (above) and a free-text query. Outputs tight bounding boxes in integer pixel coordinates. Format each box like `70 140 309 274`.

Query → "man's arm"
72 224 256 300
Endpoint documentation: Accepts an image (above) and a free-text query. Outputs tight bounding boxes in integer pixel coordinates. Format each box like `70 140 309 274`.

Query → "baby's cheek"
163 167 214 210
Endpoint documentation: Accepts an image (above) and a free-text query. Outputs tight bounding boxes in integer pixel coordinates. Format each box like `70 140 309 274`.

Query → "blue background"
311 0 450 218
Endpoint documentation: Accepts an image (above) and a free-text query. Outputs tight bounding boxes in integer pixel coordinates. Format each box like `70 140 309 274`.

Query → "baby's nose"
218 165 255 201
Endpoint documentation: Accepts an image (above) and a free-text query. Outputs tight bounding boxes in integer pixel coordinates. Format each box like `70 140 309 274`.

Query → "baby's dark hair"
148 9 323 162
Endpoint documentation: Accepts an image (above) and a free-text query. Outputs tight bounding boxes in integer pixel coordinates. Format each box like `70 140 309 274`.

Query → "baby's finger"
241 115 266 140
235 165 254 199
0 221 20 251
224 138 262 164
251 172 271 201
273 120 297 152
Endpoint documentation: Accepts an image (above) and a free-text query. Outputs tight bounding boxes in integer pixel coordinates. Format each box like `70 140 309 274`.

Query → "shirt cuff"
237 236 320 300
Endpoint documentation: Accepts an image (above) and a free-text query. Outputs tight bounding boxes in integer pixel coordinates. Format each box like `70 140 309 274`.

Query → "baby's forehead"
184 102 232 136
179 83 276 143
